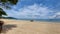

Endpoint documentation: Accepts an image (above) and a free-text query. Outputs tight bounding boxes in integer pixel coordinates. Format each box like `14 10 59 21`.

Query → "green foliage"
8 0 18 5
0 8 7 16
0 0 18 17
1 0 18 9
1 0 18 5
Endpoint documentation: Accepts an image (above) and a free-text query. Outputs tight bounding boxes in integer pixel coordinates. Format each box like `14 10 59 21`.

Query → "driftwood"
0 21 4 33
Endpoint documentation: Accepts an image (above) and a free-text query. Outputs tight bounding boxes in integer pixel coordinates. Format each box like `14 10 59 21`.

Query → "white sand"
0 19 60 34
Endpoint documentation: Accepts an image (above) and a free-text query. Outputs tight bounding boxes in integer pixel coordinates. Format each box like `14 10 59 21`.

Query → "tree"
0 8 7 18
0 0 18 33
0 0 18 17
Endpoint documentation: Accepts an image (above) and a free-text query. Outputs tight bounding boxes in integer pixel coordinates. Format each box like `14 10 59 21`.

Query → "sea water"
6 18 60 23
15 18 60 22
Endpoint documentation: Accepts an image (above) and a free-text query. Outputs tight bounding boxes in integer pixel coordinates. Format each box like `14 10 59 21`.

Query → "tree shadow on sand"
2 24 17 33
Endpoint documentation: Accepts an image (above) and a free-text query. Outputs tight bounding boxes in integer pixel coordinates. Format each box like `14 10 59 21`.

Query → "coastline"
0 19 60 34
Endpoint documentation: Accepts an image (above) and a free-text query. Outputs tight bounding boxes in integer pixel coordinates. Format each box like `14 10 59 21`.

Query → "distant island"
0 17 16 19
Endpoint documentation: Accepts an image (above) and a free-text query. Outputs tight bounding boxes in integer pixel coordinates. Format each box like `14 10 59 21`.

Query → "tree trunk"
0 16 4 33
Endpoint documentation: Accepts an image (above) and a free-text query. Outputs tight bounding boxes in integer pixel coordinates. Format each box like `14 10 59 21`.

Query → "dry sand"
0 19 60 34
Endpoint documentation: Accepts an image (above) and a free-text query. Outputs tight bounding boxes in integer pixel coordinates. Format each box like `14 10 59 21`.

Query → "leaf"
1 0 7 3
0 8 7 16
0 0 18 17
8 0 18 5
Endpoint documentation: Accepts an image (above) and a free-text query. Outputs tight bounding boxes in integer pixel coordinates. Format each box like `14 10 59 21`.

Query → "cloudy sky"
4 0 60 19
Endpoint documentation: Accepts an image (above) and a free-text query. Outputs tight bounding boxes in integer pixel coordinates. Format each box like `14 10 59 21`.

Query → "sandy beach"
0 19 60 34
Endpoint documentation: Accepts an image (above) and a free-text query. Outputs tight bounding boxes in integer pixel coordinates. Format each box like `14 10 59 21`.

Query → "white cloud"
56 12 60 15
54 12 60 18
4 4 60 19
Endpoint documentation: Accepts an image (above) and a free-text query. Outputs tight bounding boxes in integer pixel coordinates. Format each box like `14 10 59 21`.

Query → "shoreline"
0 19 60 34
1 19 60 23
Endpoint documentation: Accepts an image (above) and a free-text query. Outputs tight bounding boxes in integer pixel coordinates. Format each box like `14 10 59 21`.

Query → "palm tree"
0 8 7 18
0 0 18 17
0 0 18 33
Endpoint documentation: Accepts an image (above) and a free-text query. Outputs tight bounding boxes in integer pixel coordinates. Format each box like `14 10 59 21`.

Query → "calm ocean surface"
9 18 60 23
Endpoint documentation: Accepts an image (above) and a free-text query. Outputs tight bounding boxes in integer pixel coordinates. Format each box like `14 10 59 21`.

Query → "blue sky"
3 0 60 19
